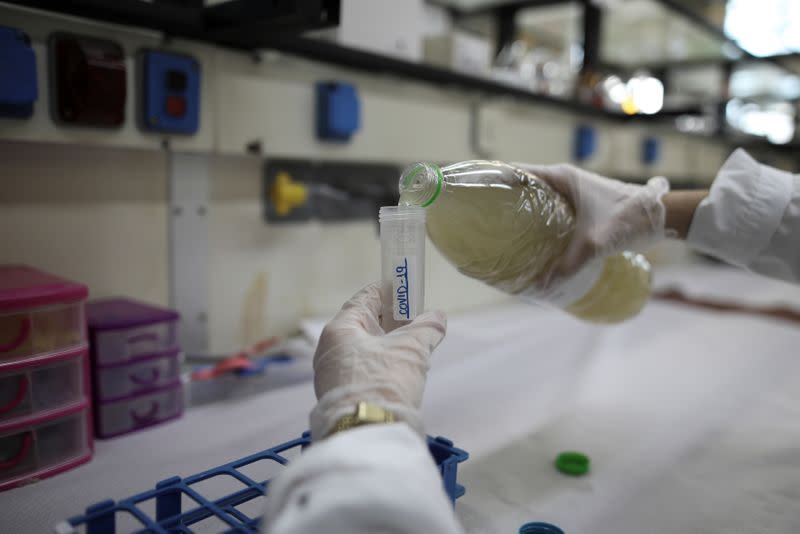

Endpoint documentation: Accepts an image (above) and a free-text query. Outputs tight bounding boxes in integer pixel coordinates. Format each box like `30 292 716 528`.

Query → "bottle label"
392 256 417 321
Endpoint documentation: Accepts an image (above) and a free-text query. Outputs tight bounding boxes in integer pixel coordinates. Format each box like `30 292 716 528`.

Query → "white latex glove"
310 283 447 439
518 163 670 279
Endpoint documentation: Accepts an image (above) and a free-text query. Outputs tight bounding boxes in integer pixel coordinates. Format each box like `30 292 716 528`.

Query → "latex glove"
310 283 447 440
518 163 670 279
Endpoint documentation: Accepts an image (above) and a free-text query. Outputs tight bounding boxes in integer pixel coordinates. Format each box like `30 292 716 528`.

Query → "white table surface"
5 263 800 534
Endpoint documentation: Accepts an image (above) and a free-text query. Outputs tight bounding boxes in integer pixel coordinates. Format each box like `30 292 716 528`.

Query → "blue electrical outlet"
642 136 660 165
0 25 37 119
574 124 597 162
316 81 360 141
140 50 200 134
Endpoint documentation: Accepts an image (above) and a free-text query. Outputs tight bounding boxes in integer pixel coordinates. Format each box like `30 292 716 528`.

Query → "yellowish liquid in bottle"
564 252 651 323
400 161 651 323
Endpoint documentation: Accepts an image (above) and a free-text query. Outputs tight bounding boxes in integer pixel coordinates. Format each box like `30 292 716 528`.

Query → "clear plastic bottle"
398 160 651 323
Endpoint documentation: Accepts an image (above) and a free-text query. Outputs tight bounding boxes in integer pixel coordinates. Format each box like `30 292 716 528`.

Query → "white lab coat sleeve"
687 148 800 282
262 423 464 534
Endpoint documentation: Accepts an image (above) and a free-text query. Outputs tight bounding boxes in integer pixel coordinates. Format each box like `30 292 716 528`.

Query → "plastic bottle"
398 160 651 323
379 206 426 331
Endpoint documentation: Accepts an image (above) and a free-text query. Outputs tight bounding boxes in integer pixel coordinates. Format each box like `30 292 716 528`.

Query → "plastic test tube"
379 206 426 331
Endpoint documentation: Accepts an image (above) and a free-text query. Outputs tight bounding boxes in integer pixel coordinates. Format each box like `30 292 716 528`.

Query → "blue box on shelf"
0 25 37 119
140 50 201 135
57 432 468 533
574 124 597 162
642 136 660 165
316 81 360 141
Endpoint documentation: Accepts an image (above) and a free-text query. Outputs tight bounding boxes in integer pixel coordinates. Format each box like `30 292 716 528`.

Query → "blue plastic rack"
58 433 468 534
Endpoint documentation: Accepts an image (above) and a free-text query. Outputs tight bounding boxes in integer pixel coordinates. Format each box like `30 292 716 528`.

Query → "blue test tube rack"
58 433 468 534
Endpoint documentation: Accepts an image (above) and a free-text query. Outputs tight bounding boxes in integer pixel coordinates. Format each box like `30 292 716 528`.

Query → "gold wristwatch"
328 401 396 437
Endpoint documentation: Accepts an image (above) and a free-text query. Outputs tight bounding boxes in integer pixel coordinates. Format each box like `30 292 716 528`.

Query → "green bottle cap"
555 451 590 476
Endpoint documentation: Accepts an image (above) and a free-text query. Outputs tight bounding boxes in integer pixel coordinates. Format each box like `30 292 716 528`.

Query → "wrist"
310 386 423 440
663 190 708 239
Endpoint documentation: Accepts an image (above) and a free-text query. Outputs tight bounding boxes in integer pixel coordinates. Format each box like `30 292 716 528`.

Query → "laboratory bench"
4 263 800 533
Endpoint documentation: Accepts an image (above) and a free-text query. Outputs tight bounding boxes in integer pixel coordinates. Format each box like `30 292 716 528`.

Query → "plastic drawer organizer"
94 349 181 402
0 406 92 491
87 298 182 438
59 432 467 534
87 299 179 366
0 349 87 424
95 381 184 439
0 267 86 361
0 265 92 491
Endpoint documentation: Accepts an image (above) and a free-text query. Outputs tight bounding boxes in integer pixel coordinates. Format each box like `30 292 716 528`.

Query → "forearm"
663 190 709 239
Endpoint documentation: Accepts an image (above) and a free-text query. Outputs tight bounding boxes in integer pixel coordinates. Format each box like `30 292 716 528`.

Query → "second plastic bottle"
398 160 651 323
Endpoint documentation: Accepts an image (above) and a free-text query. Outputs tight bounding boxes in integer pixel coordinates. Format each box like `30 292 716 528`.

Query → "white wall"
0 141 169 305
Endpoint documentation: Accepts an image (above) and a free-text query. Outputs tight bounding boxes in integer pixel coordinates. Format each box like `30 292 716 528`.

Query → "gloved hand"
518 163 670 280
310 283 447 440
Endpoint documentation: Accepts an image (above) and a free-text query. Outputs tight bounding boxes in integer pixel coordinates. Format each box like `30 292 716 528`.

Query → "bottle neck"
398 162 444 208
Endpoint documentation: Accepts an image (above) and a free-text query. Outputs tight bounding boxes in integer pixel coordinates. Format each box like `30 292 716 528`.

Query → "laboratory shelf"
57 432 469 534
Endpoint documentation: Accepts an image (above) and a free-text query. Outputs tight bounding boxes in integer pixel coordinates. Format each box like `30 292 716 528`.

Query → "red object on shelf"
50 33 126 127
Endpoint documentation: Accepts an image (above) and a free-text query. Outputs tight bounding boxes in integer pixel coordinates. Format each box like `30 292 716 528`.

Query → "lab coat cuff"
263 424 461 534
687 148 795 266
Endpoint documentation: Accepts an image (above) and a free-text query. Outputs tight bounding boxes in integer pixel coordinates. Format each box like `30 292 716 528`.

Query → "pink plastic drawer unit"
94 348 181 402
0 347 89 424
95 381 183 439
87 298 179 365
0 265 88 361
0 403 93 492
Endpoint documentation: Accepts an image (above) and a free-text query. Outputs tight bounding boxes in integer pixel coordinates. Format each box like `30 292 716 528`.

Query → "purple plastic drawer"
0 348 89 424
95 349 182 402
87 298 179 365
95 382 183 439
0 403 93 492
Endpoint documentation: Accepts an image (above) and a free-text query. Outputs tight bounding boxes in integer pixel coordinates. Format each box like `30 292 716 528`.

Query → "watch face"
356 401 392 423
328 403 396 438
